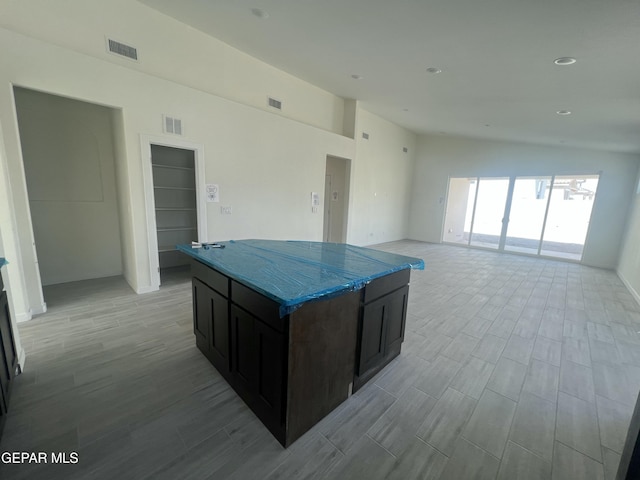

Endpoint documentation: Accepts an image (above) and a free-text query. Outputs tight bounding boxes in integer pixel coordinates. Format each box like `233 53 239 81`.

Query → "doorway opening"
443 174 600 261
141 136 207 290
13 87 130 311
151 145 198 284
323 156 351 243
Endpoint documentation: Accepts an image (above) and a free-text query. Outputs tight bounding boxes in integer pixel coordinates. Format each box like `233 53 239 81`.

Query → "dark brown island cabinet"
179 240 423 447
0 261 19 439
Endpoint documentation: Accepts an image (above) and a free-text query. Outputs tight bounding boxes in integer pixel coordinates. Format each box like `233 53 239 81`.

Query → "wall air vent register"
106 38 138 61
268 97 282 110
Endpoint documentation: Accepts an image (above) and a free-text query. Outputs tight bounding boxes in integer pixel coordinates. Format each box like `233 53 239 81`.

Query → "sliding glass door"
540 176 599 260
504 177 551 255
469 178 510 250
443 174 599 261
443 177 477 245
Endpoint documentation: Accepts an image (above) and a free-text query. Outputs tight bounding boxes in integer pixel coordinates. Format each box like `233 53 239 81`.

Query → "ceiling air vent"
107 38 138 61
268 97 282 110
362 132 369 140
163 115 183 135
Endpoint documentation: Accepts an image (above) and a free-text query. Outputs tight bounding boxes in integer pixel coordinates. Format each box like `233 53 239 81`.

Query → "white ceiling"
139 0 640 154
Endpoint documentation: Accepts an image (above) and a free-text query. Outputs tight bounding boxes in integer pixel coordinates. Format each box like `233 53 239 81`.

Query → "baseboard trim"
136 285 159 294
618 269 640 307
15 310 32 323
31 302 47 315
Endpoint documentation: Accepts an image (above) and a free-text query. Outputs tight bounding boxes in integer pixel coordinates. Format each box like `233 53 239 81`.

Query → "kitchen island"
178 240 423 447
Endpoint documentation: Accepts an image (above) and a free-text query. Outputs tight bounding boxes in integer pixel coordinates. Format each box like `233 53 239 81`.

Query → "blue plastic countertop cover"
177 240 424 317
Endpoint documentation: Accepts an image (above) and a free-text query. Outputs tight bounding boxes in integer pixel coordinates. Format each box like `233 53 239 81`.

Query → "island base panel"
285 290 360 445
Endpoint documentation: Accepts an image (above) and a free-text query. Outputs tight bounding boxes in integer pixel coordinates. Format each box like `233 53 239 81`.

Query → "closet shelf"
158 245 180 253
152 145 197 271
154 186 196 192
157 226 197 232
152 164 195 172
155 207 196 211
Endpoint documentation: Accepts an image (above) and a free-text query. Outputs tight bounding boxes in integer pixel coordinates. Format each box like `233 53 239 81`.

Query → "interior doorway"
141 136 207 290
443 174 600 261
151 145 198 284
323 156 351 243
13 87 128 310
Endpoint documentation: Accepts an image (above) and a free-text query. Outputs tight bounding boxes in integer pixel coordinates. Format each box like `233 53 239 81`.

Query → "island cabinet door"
230 306 257 398
253 319 285 425
192 279 231 374
230 306 285 432
192 279 212 356
384 285 409 355
358 285 409 377
358 296 388 376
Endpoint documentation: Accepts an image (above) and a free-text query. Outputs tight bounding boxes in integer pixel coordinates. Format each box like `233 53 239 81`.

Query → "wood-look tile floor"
1 241 639 479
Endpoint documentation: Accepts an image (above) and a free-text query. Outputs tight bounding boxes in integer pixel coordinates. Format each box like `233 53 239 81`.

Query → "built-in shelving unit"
151 145 198 272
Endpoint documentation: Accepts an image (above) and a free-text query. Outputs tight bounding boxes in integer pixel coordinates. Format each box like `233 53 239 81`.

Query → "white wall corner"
618 269 640 307
31 301 47 315
15 309 32 323
136 285 159 295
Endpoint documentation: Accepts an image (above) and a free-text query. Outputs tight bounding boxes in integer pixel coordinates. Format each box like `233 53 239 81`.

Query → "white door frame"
323 173 332 242
140 134 207 290
324 155 351 243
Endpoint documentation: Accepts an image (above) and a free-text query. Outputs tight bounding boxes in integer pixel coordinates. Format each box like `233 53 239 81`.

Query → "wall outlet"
220 206 232 215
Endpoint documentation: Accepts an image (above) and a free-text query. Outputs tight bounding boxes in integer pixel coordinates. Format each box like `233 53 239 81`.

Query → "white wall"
347 109 417 246
14 88 123 286
618 169 640 303
0 0 345 136
409 135 640 269
111 108 138 290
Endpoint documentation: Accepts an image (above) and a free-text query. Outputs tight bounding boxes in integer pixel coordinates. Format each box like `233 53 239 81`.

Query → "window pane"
540 175 599 260
443 177 476 245
469 177 509 250
505 177 551 255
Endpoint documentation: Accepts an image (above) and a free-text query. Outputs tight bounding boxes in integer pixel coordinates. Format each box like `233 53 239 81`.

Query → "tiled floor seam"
364 433 399 460
554 438 606 467
415 435 451 460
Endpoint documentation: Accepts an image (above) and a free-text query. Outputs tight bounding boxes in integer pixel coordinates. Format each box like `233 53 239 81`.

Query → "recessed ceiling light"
426 67 442 74
556 110 572 115
351 74 364 80
251 8 269 19
554 57 576 65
